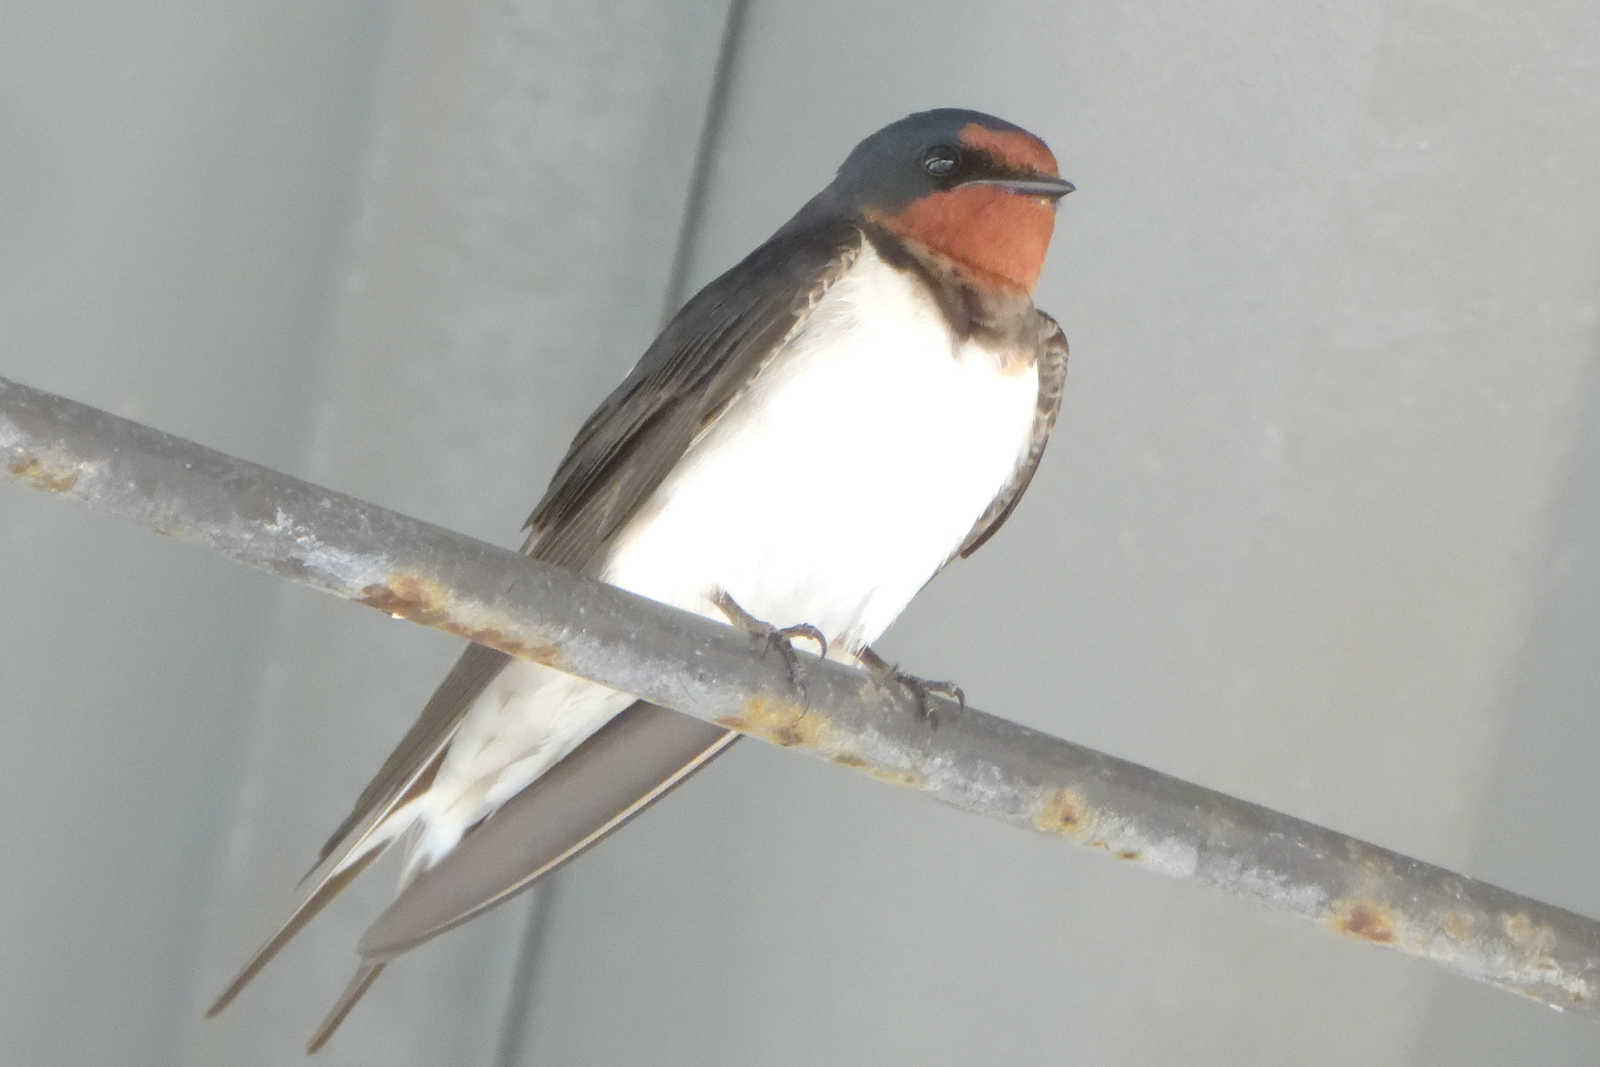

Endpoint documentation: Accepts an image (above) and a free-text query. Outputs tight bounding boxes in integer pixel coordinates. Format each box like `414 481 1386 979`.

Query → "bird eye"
922 145 959 176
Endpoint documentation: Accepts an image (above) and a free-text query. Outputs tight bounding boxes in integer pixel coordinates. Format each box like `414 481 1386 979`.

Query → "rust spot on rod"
359 573 559 664
360 572 450 623
862 764 924 789
1330 901 1397 943
718 698 926 788
1503 912 1558 955
8 453 78 493
1441 910 1475 941
719 696 828 750
1032 788 1090 838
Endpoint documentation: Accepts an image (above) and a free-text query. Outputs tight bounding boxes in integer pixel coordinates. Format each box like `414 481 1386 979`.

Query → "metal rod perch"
3 373 1596 1016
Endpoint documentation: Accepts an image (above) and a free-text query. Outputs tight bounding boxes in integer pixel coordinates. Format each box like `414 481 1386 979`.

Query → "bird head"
807 109 1073 294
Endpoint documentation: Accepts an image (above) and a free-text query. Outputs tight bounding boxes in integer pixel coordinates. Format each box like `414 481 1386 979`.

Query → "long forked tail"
206 643 504 1032
302 703 736 1051
211 701 737 1052
205 851 381 1019
305 963 387 1054
205 743 450 1019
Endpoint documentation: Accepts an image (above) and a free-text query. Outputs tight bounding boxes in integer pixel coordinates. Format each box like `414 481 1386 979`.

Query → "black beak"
960 176 1076 199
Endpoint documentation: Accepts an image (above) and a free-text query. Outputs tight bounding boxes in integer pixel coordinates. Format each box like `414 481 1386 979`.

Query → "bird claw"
859 646 965 728
771 621 828 661
712 590 827 700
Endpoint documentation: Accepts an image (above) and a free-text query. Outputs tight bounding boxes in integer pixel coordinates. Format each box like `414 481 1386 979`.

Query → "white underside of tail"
357 244 1040 878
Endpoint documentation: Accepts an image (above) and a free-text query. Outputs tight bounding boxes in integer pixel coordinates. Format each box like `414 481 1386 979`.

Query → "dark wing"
957 311 1068 559
209 221 864 1025
521 222 863 569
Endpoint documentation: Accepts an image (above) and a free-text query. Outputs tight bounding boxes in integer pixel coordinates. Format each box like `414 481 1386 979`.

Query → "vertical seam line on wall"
492 882 558 1067
660 0 754 322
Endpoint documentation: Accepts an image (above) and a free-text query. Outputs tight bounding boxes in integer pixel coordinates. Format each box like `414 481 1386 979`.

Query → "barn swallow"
208 108 1074 1050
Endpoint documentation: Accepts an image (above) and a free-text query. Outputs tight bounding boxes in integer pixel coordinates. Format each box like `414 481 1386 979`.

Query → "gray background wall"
2 1 1598 1064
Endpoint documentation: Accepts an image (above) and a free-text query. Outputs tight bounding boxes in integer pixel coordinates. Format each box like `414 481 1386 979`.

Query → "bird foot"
859 646 965 728
711 590 828 700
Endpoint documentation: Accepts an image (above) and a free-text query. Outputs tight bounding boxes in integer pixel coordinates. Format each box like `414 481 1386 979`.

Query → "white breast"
602 241 1040 651
393 243 1040 872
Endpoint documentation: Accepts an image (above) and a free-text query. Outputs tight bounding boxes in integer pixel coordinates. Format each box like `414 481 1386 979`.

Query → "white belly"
401 245 1039 869
602 244 1039 650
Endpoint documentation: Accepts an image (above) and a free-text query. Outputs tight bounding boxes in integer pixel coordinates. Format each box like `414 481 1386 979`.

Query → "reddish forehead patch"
958 123 1057 176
